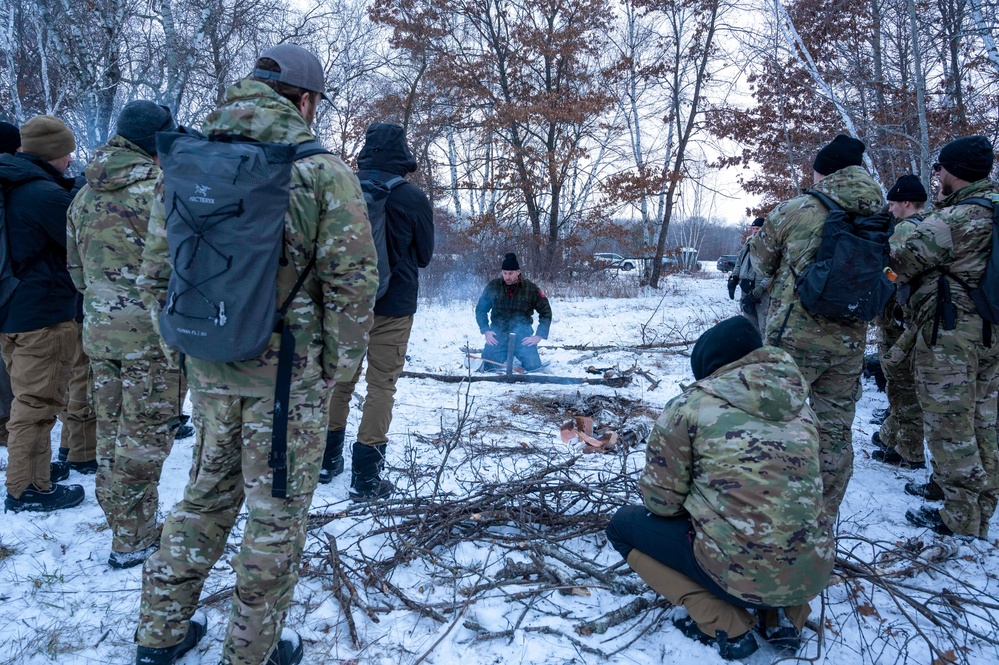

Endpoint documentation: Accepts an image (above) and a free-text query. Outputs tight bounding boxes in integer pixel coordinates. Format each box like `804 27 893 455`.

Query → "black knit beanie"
116 101 177 157
813 134 866 176
752 217 765 227
690 317 763 381
938 136 994 182
886 175 927 203
502 253 520 270
0 121 19 155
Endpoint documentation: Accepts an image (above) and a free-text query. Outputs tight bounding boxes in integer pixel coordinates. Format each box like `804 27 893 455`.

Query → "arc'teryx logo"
190 184 215 204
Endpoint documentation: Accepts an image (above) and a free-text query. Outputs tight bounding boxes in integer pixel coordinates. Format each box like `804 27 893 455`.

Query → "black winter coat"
0 153 78 333
356 123 434 318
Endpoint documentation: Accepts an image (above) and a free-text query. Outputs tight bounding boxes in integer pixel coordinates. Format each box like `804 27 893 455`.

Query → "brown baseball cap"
254 43 331 101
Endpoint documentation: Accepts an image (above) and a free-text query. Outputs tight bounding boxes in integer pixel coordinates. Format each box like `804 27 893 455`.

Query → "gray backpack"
157 129 328 362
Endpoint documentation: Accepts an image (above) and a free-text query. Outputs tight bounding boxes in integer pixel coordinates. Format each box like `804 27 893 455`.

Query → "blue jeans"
481 324 542 371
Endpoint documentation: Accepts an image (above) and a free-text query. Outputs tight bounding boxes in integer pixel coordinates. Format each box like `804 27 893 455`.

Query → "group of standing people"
1 43 434 665
608 133 998 661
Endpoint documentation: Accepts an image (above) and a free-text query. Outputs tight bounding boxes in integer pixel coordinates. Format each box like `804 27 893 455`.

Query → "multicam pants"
92 354 179 553
136 382 329 665
781 341 865 524
878 316 925 464
912 313 999 539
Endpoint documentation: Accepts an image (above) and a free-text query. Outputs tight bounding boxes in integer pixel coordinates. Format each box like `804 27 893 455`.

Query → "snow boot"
905 479 945 502
871 448 924 469
318 428 345 484
869 407 889 425
349 442 394 501
50 460 70 483
4 483 84 513
673 615 758 660
756 607 803 653
135 611 206 664
109 541 161 570
69 459 98 474
266 630 304 665
175 421 195 440
905 505 956 537
871 431 890 451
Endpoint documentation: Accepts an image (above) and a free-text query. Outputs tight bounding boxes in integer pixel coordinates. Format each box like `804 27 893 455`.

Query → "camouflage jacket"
889 179 999 326
639 347 834 607
750 166 884 352
881 209 930 325
138 80 378 396
475 277 552 338
67 135 160 360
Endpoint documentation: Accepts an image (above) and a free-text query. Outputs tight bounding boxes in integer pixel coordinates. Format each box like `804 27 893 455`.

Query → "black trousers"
606 504 767 610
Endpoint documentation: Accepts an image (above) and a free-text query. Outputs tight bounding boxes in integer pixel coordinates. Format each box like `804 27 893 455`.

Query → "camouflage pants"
136 383 329 665
912 315 999 539
782 342 864 524
92 355 179 553
328 314 413 446
878 318 924 463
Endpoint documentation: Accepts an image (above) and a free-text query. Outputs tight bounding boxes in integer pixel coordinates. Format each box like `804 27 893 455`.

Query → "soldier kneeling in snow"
606 317 834 660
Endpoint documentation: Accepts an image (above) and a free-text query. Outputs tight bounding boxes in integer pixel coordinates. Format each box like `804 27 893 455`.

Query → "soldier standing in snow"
67 101 181 569
871 175 929 472
888 136 999 539
475 253 552 371
750 134 884 523
606 317 833 661
134 44 377 665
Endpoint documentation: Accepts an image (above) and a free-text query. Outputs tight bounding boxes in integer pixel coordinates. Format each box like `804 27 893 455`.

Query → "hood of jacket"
84 135 157 193
0 152 59 188
811 165 884 216
201 79 316 145
356 122 417 176
695 346 808 422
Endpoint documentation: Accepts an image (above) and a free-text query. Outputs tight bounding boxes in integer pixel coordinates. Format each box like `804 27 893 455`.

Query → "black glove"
740 291 760 316
727 274 739 300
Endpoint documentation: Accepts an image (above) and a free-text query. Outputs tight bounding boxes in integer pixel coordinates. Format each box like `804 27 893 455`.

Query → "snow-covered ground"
1 268 997 665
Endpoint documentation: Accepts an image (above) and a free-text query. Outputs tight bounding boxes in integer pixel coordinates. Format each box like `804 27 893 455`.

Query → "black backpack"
359 170 406 301
157 128 331 499
792 190 894 321
942 196 999 325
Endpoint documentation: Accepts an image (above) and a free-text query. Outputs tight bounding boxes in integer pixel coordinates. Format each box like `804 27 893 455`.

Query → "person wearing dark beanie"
690 316 762 381
475 252 552 372
605 317 830 660
0 121 20 155
886 174 927 204
749 131 884 525
813 134 866 178
887 134 999 539
115 101 176 158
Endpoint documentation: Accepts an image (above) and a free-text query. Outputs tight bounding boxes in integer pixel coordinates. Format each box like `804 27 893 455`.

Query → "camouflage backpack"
791 191 894 321
942 196 999 326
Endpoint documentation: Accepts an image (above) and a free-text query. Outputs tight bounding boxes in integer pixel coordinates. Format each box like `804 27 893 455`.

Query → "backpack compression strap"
270 139 331 499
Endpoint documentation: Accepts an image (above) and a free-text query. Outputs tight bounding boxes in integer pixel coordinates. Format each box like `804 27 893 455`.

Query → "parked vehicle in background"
593 252 637 271
716 254 738 272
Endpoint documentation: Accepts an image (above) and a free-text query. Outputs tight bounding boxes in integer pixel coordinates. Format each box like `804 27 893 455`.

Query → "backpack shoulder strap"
294 140 331 160
384 175 407 191
961 196 999 220
807 190 841 213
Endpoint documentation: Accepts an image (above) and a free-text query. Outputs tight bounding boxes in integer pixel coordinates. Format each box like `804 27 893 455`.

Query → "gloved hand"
740 291 761 317
727 274 739 300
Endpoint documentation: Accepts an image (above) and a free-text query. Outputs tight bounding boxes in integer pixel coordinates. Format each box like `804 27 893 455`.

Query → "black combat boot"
318 428 345 484
871 448 925 469
756 608 802 653
905 506 957 537
869 407 889 425
135 612 206 664
673 615 758 660
50 460 70 483
69 459 99 474
4 483 84 513
905 479 945 501
349 442 394 501
266 630 304 665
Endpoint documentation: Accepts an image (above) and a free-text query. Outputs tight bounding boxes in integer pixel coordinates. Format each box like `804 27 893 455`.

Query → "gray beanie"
116 101 176 156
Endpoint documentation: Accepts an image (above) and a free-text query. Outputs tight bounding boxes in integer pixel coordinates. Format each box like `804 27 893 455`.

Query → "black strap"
269 252 318 499
774 303 794 348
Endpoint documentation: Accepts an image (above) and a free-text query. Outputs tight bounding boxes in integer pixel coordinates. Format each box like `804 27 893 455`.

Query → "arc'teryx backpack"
157 128 331 499
359 170 406 301
942 196 999 326
792 190 894 321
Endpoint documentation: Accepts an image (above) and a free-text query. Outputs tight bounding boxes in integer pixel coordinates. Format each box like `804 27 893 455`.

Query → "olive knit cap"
20 115 75 161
